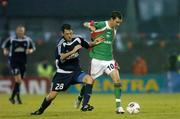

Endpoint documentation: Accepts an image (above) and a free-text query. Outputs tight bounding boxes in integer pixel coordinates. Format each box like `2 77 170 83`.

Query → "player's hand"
26 49 34 54
3 49 9 56
94 37 104 45
83 22 96 32
72 45 82 53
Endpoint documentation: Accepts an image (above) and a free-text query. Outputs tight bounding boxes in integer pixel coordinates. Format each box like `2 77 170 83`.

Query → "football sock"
10 82 20 99
82 84 92 107
17 93 21 102
39 97 52 112
114 83 122 108
78 85 85 100
16 83 21 101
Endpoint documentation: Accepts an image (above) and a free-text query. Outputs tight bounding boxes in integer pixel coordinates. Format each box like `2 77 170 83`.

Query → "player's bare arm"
60 45 82 61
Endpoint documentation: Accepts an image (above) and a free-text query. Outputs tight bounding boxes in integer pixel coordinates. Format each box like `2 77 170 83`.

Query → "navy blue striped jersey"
55 36 90 72
1 35 36 64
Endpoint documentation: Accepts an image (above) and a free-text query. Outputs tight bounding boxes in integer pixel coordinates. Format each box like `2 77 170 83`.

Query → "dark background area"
0 0 180 76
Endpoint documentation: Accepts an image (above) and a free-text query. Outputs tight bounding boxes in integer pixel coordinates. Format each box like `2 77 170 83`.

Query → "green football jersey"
90 21 116 61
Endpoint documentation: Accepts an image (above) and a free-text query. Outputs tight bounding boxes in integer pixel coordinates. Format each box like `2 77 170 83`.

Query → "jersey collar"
105 21 111 29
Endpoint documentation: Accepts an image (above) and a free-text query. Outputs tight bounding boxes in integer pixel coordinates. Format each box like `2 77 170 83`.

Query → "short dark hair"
16 24 25 29
61 24 71 32
111 11 122 20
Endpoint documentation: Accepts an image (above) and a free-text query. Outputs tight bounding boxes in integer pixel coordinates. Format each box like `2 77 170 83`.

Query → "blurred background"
0 0 180 94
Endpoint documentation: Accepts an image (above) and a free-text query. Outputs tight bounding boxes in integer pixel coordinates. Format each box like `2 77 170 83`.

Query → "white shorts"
90 58 118 79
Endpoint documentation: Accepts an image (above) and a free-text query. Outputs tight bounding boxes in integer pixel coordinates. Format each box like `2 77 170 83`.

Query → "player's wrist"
88 42 94 47
83 21 93 27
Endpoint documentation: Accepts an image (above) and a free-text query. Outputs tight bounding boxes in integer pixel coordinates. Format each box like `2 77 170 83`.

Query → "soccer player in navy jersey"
30 24 104 115
1 25 36 104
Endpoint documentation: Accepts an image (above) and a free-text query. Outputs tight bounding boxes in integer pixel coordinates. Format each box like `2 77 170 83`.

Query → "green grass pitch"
0 93 180 119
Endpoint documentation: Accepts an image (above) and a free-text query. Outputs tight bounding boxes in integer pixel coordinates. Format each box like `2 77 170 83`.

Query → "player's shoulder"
9 35 16 40
8 35 17 42
24 35 32 40
73 35 85 43
94 21 106 29
73 34 83 39
57 37 65 46
95 21 106 25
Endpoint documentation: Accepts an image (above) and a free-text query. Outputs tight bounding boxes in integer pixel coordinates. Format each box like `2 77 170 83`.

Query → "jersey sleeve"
56 43 65 59
79 37 90 49
55 47 59 59
94 21 106 30
28 38 36 50
1 37 11 49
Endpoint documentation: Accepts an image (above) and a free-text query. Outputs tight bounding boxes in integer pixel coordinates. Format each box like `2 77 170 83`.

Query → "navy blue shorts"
9 61 26 78
51 70 87 92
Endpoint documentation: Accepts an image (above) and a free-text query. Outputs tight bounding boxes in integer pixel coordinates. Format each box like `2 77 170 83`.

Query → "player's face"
16 27 25 38
63 29 73 41
112 17 122 28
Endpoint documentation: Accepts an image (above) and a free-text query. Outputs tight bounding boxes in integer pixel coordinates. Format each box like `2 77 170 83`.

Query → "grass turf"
0 93 180 119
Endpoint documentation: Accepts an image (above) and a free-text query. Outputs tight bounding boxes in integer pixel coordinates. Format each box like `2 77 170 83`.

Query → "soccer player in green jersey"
75 11 125 114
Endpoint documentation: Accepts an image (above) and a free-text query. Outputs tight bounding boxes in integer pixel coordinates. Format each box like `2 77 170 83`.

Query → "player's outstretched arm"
83 21 96 32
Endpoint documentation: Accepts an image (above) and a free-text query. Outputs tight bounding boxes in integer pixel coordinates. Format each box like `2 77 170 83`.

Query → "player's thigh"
10 66 21 76
19 64 26 78
73 71 86 83
82 74 93 84
90 59 104 79
73 71 93 84
10 64 22 81
51 73 72 92
104 60 116 74
105 60 120 83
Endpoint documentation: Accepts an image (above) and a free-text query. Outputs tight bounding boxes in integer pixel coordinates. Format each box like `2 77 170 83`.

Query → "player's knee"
47 95 56 101
110 70 120 82
15 79 22 83
15 75 22 83
85 75 93 84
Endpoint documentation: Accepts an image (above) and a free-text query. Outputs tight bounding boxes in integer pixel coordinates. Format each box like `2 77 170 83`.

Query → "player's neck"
16 35 25 39
108 20 114 29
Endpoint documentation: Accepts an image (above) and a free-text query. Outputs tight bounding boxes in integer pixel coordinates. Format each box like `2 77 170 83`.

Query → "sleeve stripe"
30 38 36 50
77 37 81 44
1 38 10 48
57 39 65 55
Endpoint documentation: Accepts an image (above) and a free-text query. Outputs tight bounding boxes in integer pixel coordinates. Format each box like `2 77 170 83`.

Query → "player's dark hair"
16 24 26 30
61 24 71 33
111 11 122 20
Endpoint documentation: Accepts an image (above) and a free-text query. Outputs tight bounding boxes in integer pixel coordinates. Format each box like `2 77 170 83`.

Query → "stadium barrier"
0 74 180 94
69 74 180 93
0 77 51 94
